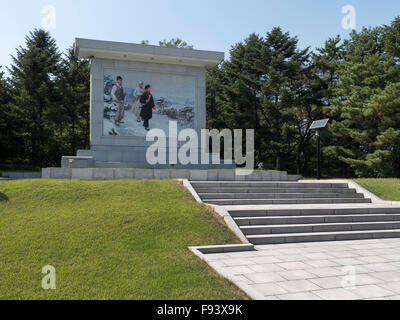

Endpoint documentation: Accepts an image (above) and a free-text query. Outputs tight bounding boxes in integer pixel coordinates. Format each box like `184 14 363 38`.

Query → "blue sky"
1 0 400 72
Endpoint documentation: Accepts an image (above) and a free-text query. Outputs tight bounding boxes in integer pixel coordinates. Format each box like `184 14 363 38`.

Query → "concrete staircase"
190 181 400 245
192 181 371 206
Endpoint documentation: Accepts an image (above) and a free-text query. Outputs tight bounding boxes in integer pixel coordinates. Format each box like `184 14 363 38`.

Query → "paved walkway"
204 239 400 300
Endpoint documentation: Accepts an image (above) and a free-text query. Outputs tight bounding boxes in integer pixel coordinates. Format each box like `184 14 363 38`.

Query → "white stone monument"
62 38 231 169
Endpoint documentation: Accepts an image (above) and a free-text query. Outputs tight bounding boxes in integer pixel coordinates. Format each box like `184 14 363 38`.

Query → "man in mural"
140 85 156 131
111 76 127 126
132 81 145 122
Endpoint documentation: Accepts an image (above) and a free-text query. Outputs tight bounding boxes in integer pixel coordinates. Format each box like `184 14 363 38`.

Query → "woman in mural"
140 85 156 131
132 81 145 122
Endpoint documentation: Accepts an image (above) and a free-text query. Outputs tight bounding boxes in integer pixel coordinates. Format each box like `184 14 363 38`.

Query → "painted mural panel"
103 69 195 137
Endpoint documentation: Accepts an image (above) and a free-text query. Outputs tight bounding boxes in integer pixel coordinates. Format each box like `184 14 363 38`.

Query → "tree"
325 23 400 177
141 38 194 49
57 48 90 156
207 28 316 173
0 68 21 165
8 29 62 167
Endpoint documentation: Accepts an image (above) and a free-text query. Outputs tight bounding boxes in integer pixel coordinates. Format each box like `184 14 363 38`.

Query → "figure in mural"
110 76 127 126
132 81 145 122
140 85 156 131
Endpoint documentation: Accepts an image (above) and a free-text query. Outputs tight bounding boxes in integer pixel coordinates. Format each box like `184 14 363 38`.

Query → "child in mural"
140 85 156 131
132 81 145 122
111 76 127 126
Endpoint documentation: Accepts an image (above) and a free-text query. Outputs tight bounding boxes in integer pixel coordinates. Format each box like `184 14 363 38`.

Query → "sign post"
310 119 329 180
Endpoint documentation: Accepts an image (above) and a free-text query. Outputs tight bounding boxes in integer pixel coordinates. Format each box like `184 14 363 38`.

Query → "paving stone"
205 253 231 261
365 263 399 272
219 266 254 275
276 254 308 262
303 252 334 260
382 254 400 262
248 264 285 273
249 256 282 264
357 256 390 264
249 283 288 296
330 257 365 266
347 285 395 299
263 296 280 300
353 274 383 286
307 267 344 277
278 270 316 281
245 272 286 284
305 259 340 268
277 292 322 300
220 258 254 266
276 280 321 293
310 276 343 289
373 271 400 282
377 281 400 294
277 262 309 271
329 251 358 258
313 288 361 300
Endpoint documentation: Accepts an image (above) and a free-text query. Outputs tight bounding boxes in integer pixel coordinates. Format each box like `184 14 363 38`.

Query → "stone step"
191 182 349 189
195 187 357 194
229 207 400 217
234 213 400 226
247 229 400 245
205 198 371 206
241 221 400 235
199 193 364 200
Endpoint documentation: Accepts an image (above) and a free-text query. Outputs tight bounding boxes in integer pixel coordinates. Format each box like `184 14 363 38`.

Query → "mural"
103 69 195 137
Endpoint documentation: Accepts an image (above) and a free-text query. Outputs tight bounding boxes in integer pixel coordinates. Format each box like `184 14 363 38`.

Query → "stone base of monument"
42 167 301 181
61 146 237 170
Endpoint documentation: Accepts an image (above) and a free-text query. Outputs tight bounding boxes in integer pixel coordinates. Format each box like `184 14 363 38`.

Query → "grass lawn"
0 180 247 300
354 179 400 201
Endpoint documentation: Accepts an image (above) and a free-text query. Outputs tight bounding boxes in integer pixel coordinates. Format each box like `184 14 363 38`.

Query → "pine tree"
206 28 315 172
8 29 62 167
0 68 19 165
58 48 90 156
326 23 400 177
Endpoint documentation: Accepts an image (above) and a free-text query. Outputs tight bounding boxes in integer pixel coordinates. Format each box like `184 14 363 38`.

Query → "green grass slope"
0 180 247 300
355 179 400 201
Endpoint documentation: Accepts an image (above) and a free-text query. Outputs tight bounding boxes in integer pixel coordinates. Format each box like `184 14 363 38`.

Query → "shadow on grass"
0 192 9 202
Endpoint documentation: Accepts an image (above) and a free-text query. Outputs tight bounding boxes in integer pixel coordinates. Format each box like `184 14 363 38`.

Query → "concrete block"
71 169 94 180
114 169 134 179
93 169 115 180
134 169 154 180
218 171 235 181
24 172 42 179
190 170 208 181
246 171 263 181
271 171 282 181
207 171 219 181
41 168 51 179
154 170 171 180
280 171 288 181
261 171 272 181
52 168 72 179
234 174 246 181
170 170 190 179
